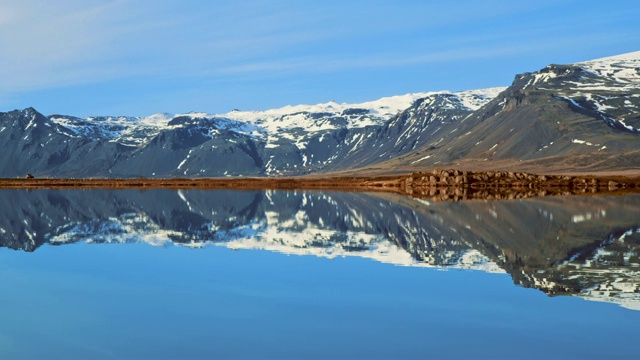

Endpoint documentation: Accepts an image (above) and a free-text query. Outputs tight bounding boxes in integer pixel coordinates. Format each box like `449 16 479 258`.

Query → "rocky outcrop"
399 169 639 201
403 169 624 189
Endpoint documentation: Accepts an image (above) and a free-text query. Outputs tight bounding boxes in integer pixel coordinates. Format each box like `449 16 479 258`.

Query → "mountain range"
1 51 639 178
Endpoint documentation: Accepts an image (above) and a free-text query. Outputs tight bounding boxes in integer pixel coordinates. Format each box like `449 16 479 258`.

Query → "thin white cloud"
0 1 350 93
0 0 638 104
0 1 148 89
211 30 635 78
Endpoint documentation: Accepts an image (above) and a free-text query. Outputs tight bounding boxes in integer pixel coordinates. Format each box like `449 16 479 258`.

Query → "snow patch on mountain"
548 227 640 310
524 51 640 134
44 199 506 272
216 88 503 125
49 115 166 146
577 51 640 87
455 87 506 110
46 88 505 147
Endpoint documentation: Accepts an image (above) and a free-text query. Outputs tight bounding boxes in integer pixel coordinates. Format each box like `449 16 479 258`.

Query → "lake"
0 189 638 359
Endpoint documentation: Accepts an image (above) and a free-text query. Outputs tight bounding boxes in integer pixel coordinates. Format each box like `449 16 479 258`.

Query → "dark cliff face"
1 188 640 308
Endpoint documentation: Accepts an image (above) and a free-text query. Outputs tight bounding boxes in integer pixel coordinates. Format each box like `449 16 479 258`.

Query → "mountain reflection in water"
1 189 640 310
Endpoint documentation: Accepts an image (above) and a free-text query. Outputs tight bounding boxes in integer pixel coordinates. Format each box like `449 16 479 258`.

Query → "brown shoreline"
0 176 403 191
3 169 640 201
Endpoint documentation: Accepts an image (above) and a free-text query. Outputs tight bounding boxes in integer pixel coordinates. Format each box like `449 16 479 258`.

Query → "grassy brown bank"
2 170 640 201
0 176 404 191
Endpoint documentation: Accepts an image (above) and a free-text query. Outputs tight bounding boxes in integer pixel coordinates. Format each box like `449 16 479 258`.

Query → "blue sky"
1 0 639 117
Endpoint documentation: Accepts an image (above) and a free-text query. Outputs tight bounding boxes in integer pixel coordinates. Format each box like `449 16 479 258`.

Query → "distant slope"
363 51 640 175
0 90 502 178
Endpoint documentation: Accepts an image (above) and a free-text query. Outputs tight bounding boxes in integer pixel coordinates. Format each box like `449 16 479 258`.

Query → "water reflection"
2 189 640 310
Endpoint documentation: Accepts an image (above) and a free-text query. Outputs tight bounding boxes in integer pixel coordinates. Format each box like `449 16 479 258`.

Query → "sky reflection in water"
0 189 638 359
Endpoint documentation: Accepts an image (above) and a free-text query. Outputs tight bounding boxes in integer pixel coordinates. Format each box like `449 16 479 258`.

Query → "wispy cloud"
0 1 351 93
211 28 634 78
0 1 152 89
0 0 639 115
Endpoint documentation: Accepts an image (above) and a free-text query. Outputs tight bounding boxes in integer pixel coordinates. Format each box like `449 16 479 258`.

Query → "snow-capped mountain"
388 51 640 174
48 90 499 147
521 51 640 132
45 93 428 147
48 114 170 146
0 88 503 178
1 51 640 177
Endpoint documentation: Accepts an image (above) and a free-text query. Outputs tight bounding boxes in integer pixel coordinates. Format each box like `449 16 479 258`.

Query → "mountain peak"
578 50 640 63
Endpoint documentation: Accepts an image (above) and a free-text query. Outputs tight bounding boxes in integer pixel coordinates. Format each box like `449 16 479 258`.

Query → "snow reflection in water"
1 189 640 310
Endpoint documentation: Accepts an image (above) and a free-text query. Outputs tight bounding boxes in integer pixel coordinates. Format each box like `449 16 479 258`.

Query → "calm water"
0 189 639 359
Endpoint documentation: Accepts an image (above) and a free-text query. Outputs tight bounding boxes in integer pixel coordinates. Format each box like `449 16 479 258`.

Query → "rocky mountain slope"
371 51 640 175
0 51 639 177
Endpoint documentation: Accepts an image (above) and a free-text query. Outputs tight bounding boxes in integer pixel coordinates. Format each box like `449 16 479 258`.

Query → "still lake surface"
0 189 639 359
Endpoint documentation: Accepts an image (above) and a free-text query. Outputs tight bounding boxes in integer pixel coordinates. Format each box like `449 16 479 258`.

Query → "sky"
0 0 639 117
